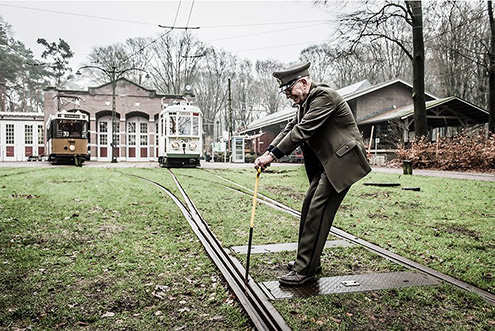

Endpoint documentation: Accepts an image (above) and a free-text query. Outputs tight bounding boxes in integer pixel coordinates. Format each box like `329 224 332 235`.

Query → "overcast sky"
0 0 343 69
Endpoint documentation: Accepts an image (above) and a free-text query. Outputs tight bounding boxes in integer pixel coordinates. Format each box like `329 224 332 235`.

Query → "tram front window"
168 114 177 135
55 120 86 138
178 115 191 136
192 115 199 136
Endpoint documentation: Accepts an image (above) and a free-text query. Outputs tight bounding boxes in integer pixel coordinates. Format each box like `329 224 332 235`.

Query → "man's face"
285 79 307 105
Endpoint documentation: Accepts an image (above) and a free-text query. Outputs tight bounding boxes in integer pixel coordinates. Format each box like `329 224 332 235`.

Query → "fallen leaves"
208 315 223 322
101 312 115 318
223 293 236 306
151 285 170 300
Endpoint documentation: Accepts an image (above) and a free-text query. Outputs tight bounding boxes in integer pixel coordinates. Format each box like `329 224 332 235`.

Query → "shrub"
213 151 231 162
244 154 256 163
396 131 495 171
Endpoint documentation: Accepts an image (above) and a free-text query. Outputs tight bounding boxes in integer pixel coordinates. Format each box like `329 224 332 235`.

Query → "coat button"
345 145 349 149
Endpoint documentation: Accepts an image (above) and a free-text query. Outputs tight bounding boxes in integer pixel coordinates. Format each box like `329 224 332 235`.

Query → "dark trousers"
293 171 350 275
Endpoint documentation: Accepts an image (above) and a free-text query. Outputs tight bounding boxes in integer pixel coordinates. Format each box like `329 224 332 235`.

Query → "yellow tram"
157 101 203 167
46 110 89 166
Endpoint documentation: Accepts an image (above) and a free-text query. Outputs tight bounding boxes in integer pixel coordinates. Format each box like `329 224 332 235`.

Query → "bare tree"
425 1 492 132
123 37 155 87
254 59 285 114
194 47 236 137
150 31 206 95
429 2 488 100
335 0 428 137
85 43 132 84
489 0 495 133
299 44 335 83
231 59 258 131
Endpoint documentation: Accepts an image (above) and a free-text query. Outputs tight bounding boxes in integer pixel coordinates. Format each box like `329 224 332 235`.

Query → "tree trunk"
488 0 495 134
0 82 5 112
407 0 428 138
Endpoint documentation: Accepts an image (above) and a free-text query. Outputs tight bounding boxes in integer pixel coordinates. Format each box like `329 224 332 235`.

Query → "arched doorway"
126 116 149 161
97 116 113 161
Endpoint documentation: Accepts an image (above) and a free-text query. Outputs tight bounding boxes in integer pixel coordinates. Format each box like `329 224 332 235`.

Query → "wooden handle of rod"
249 169 261 228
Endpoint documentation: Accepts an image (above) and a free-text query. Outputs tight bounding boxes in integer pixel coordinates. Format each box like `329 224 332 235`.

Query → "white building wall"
0 113 44 161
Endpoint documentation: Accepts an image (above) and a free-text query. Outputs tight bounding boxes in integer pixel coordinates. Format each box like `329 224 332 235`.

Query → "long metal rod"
246 169 261 282
130 171 290 330
211 172 495 305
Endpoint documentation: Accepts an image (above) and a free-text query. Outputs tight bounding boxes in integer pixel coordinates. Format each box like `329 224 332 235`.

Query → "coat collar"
300 82 318 111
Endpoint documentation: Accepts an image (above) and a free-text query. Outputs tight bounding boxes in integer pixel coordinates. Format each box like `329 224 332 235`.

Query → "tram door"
2 124 16 161
127 117 149 161
232 136 245 163
97 117 113 161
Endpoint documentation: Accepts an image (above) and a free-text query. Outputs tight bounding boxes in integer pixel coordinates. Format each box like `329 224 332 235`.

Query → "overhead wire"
118 1 185 64
206 22 329 43
0 3 157 26
186 1 196 29
120 29 173 64
232 39 331 54
0 2 330 30
1 2 336 59
173 0 183 28
201 19 331 29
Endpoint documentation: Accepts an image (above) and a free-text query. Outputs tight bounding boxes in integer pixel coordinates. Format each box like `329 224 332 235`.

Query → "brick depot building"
44 78 187 162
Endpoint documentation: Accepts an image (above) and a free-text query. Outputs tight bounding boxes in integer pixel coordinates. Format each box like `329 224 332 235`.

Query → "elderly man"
254 62 371 286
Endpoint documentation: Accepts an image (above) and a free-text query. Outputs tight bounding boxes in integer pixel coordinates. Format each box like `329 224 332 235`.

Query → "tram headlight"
189 142 197 150
69 145 76 151
171 141 180 150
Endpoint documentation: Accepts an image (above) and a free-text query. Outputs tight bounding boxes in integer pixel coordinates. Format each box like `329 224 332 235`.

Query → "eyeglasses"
280 79 301 94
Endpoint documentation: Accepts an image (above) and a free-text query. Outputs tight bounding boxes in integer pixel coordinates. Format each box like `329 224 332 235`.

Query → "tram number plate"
341 280 360 287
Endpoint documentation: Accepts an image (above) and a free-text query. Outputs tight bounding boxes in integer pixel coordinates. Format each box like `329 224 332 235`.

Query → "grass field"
1 166 494 330
0 168 248 330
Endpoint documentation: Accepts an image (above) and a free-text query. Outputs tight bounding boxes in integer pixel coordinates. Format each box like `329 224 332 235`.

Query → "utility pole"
228 78 233 160
110 66 117 163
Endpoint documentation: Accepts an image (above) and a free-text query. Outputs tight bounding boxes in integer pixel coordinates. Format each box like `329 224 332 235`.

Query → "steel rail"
210 172 495 305
0 168 53 178
129 171 290 330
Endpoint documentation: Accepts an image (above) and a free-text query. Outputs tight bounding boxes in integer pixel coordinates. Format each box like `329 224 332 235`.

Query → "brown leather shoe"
287 261 322 274
279 271 315 286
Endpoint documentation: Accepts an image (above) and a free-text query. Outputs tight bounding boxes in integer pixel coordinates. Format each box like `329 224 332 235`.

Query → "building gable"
349 79 437 121
88 78 155 98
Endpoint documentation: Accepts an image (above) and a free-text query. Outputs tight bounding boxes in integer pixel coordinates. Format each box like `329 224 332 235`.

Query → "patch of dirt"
265 185 305 201
367 212 389 219
51 179 85 184
263 169 297 174
9 193 39 199
359 191 395 198
432 223 480 240
98 224 125 237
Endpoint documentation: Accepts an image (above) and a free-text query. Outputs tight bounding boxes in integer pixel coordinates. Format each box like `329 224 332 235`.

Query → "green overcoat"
270 82 371 192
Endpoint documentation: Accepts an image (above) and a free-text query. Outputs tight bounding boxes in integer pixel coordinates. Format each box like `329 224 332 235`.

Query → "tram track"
123 169 290 331
206 171 495 305
122 166 494 328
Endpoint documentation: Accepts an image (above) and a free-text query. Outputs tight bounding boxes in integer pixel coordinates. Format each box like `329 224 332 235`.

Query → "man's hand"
254 152 274 171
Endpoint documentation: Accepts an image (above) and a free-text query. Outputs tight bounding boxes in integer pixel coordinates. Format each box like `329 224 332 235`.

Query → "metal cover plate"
230 240 354 254
260 271 440 300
